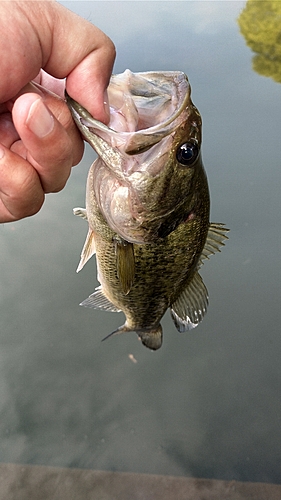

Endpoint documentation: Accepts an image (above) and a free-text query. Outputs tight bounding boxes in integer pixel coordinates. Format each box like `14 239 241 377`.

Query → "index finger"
0 2 116 123
38 3 116 122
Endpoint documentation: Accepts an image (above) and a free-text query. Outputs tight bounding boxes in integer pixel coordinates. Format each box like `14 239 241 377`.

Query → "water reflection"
238 0 281 83
0 0 280 486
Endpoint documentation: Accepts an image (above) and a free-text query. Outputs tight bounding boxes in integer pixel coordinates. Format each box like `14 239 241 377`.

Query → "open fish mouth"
69 70 229 350
67 70 201 244
67 70 190 154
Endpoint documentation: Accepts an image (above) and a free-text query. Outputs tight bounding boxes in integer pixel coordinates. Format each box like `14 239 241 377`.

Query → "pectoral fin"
115 239 135 295
170 271 208 332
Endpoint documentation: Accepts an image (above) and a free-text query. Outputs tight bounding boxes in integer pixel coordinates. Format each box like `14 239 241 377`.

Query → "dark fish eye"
176 142 199 166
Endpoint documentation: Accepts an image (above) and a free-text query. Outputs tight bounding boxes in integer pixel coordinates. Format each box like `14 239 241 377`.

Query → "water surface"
0 1 280 484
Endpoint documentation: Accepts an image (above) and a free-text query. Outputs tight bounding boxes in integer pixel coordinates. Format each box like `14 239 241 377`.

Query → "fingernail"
26 98 54 138
103 90 110 122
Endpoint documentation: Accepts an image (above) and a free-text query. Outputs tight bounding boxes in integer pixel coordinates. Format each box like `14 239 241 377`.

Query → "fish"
66 70 229 350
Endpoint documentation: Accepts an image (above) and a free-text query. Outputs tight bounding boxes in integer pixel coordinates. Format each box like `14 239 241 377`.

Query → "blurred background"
0 0 280 484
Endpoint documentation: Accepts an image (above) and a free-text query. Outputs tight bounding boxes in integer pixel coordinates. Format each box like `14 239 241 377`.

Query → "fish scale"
67 70 229 350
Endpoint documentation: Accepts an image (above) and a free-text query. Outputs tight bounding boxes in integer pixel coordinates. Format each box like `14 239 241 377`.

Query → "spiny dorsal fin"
199 222 229 267
73 207 88 220
115 239 135 295
170 271 208 332
80 286 121 312
76 228 96 273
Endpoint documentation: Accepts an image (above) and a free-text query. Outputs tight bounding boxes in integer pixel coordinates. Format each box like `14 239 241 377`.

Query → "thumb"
0 2 115 123
41 3 116 122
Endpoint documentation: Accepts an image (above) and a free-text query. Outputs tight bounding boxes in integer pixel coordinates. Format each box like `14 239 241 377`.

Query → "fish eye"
176 142 199 166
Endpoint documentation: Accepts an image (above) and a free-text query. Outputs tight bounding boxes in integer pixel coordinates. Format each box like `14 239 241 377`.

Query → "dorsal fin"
115 239 135 295
199 222 229 267
80 286 121 312
170 271 208 332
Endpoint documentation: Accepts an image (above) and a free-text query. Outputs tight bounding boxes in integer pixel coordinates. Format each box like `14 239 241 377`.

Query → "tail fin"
138 325 163 350
102 324 163 351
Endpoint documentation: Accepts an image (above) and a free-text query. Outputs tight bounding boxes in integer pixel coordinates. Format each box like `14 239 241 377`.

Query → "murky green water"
0 1 280 484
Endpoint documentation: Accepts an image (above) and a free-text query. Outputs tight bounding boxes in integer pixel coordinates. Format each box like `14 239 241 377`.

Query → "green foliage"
237 0 281 83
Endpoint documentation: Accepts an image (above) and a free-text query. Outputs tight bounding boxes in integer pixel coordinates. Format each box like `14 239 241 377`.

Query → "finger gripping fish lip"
68 70 229 350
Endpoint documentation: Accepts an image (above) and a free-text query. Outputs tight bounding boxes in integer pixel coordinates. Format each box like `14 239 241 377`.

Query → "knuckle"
5 186 44 220
106 37 116 60
23 195 44 218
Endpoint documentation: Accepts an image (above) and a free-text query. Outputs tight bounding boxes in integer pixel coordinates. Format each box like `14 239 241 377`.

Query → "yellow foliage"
237 0 281 83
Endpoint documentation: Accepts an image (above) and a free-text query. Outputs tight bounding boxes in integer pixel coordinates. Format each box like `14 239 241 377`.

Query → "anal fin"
80 286 121 312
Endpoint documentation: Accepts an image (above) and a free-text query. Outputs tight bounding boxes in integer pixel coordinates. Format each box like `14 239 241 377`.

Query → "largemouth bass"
67 70 228 350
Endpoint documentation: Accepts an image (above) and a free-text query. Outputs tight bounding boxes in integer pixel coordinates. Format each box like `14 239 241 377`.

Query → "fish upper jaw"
66 71 190 156
86 135 202 244
88 145 198 245
67 71 200 244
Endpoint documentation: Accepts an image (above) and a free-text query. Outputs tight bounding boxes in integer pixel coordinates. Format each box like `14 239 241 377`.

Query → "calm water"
0 1 280 484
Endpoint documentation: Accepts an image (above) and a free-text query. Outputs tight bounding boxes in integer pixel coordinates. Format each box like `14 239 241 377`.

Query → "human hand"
0 1 115 222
